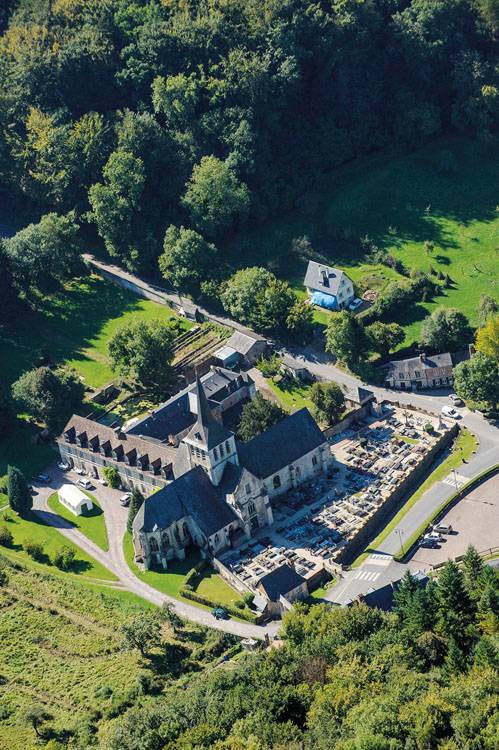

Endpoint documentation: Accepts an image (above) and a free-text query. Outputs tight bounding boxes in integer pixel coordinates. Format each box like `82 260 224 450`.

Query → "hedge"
183 559 208 591
179 586 259 623
394 462 499 561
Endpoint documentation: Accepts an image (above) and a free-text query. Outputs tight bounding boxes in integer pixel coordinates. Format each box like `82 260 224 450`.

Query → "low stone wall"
337 423 459 565
211 555 255 596
323 403 372 439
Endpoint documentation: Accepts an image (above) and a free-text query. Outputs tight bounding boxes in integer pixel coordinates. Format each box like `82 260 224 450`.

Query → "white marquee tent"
58 484 93 517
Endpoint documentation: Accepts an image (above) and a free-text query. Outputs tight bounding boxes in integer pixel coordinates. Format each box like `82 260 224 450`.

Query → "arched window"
225 441 231 454
312 455 318 466
273 475 281 489
149 537 159 552
214 447 218 461
219 443 225 457
183 522 190 538
161 532 169 549
214 533 219 544
248 501 256 515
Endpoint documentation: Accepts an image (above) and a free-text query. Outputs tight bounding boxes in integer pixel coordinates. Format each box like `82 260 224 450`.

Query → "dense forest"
0 0 497 280
96 557 499 748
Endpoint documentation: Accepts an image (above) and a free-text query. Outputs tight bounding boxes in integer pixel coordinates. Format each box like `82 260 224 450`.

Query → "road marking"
442 474 466 488
367 553 393 565
354 570 380 582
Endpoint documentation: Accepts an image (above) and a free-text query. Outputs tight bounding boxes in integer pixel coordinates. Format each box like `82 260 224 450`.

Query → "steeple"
186 374 233 450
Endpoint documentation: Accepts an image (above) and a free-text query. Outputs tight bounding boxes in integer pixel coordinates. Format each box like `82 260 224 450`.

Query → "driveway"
32 468 279 640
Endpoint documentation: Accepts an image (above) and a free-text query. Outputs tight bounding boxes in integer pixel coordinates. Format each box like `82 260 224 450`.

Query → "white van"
78 478 93 490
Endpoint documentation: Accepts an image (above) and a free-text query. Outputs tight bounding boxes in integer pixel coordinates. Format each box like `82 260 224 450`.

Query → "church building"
132 376 333 569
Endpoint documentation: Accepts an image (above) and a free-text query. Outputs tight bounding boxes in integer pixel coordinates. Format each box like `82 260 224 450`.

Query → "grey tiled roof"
384 353 453 378
237 408 325 479
185 375 233 450
133 465 238 537
226 331 266 355
304 260 350 295
258 564 306 601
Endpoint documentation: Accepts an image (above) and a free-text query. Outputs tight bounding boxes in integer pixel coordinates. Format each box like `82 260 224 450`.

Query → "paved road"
32 470 279 640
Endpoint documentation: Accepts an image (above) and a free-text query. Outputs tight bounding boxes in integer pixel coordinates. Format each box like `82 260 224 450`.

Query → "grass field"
0 506 115 580
266 377 314 413
0 559 234 750
352 428 478 566
47 491 109 551
0 274 189 476
229 136 499 345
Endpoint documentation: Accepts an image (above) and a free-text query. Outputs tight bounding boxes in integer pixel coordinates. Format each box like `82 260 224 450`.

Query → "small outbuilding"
257 564 309 616
58 484 93 516
225 331 267 366
213 344 240 368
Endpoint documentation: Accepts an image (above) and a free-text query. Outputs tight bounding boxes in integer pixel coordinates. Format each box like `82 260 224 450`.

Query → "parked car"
120 493 132 507
78 478 93 490
97 478 108 486
433 523 453 534
75 467 85 475
424 531 443 543
420 537 439 548
58 462 70 471
441 405 460 419
212 607 229 620
348 297 363 311
35 474 50 483
449 394 464 406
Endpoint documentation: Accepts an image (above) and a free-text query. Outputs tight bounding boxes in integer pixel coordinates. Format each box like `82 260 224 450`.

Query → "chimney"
419 353 426 363
319 267 329 287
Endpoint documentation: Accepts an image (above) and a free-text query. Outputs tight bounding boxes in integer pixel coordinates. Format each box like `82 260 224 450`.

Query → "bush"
179 587 258 623
53 545 76 571
24 539 44 561
242 591 254 606
103 467 120 489
0 526 13 548
424 423 436 435
256 354 282 378
0 569 7 587
234 599 245 610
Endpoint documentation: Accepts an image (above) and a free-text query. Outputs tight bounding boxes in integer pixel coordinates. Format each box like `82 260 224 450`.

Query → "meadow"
229 136 499 345
47 491 109 551
0 274 189 476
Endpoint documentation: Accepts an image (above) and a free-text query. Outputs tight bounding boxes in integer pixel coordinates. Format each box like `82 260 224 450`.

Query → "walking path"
32 473 279 640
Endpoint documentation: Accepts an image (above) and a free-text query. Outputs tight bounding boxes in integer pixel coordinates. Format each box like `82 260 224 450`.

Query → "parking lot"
409 472 499 571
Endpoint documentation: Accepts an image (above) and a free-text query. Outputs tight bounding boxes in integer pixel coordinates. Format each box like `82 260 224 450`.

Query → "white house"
58 484 93 516
304 260 355 311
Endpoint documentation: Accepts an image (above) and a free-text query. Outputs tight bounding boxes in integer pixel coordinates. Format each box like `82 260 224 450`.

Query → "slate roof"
218 462 244 495
185 375 233 450
59 415 176 473
345 386 375 405
258 564 306 601
226 331 266 355
237 408 326 479
383 353 453 379
133 465 238 537
127 367 251 440
304 260 351 295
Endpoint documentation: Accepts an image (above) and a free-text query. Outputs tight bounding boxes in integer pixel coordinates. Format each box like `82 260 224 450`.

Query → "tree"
286 300 314 344
462 545 484 596
454 352 499 410
324 311 368 366
7 466 32 517
476 314 499 360
24 704 52 738
127 488 145 534
159 225 218 295
53 545 76 571
253 277 297 335
436 560 475 646
182 156 250 237
221 267 273 327
121 614 161 657
420 307 471 352
0 247 18 321
478 294 498 325
366 321 405 357
88 149 146 270
161 602 184 634
103 467 120 489
0 526 13 547
0 383 13 432
3 213 80 293
310 382 345 425
11 367 84 433
237 394 286 442
108 320 175 392
424 240 434 256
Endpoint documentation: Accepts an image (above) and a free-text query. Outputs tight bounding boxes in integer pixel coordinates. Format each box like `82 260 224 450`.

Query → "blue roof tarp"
311 291 338 310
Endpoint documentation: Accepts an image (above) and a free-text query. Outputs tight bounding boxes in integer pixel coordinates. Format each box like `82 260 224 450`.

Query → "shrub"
0 569 7 587
103 467 120 489
424 423 436 435
242 591 254 606
24 539 44 561
234 599 245 610
256 354 282 378
0 526 13 548
179 587 258 623
53 545 76 571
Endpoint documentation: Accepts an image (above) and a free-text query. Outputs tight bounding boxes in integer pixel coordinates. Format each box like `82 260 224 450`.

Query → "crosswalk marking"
367 553 393 565
354 570 380 582
442 474 465 488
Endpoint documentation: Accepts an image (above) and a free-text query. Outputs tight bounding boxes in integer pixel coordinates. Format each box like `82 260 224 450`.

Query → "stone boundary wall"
323 403 372 438
337 423 459 565
211 555 255 595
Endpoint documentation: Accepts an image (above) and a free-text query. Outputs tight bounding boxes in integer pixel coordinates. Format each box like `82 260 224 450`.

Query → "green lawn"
228 136 499 345
0 507 116 580
0 274 190 476
47 490 109 551
266 377 314 413
351 428 478 567
123 532 245 612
